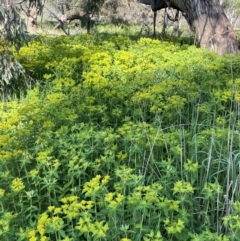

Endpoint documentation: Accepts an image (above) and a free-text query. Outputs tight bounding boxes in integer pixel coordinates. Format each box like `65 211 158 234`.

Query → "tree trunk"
140 0 240 55
26 6 38 30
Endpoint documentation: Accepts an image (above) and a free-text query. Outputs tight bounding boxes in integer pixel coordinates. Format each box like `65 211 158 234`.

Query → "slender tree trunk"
140 0 240 55
153 11 157 38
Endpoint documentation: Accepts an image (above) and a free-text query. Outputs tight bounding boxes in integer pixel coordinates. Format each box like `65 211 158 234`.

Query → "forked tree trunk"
140 0 240 55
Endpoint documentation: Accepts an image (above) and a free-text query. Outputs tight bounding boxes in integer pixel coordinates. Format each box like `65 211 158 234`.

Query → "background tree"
140 0 240 55
0 0 32 96
49 0 106 33
82 0 105 33
221 0 240 28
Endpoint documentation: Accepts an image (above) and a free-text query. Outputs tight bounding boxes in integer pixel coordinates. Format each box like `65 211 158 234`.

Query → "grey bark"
53 12 82 29
26 6 38 30
140 0 240 55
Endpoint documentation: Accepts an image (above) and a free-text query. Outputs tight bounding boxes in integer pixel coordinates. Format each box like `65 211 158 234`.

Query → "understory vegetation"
1 33 240 241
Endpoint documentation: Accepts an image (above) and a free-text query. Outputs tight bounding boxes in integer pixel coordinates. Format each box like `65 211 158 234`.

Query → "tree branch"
45 6 69 36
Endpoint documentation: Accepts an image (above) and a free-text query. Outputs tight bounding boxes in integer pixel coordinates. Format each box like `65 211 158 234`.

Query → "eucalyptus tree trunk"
26 6 38 30
140 0 240 55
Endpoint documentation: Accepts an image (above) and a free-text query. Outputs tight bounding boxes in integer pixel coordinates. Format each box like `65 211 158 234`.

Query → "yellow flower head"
11 177 25 193
40 236 49 241
82 175 103 196
101 175 110 185
172 180 194 195
48 206 55 212
0 188 5 198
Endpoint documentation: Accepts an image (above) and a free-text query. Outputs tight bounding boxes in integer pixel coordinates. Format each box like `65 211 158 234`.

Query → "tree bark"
54 13 82 29
140 0 240 55
53 12 93 34
26 6 38 30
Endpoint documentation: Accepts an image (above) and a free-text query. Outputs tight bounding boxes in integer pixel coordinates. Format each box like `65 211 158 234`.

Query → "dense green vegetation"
1 33 240 240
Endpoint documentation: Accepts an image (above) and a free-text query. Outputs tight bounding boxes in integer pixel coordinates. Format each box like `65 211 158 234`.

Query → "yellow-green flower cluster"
223 214 240 232
128 183 163 208
26 229 48 241
0 134 11 148
115 166 143 185
0 188 5 199
116 150 128 161
0 218 10 235
60 196 93 219
83 71 109 90
214 89 232 102
37 212 64 237
76 213 109 238
29 169 39 179
184 159 199 173
172 180 194 195
202 182 222 199
144 230 163 241
36 148 53 165
82 175 110 197
114 50 137 72
11 177 25 193
0 212 16 236
164 218 185 234
104 192 124 210
232 200 240 213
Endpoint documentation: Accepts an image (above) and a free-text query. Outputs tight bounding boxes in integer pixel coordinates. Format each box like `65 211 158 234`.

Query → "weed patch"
1 34 240 240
